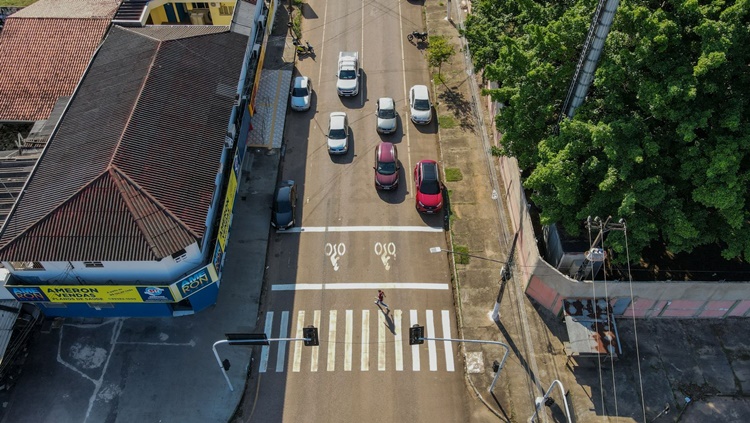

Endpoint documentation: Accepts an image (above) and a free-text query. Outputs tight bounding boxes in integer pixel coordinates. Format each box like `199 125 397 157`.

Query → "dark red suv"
374 142 399 190
414 160 443 213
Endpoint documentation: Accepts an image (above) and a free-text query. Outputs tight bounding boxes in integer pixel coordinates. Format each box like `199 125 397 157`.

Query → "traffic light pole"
419 335 510 392
212 330 318 391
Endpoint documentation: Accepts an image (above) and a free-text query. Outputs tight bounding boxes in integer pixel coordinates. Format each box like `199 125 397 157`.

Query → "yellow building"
114 1 237 27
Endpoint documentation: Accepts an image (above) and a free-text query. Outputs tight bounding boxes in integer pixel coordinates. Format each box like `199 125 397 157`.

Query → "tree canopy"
463 0 750 263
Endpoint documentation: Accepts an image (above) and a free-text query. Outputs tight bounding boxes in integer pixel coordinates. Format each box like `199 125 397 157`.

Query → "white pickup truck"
336 51 360 97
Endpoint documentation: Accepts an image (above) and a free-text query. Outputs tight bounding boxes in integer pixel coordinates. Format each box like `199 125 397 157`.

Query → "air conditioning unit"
257 14 266 29
190 11 207 25
210 2 218 6
252 43 261 58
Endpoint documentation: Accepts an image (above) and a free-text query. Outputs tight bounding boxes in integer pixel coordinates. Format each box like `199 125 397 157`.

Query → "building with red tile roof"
0 24 249 317
0 0 118 122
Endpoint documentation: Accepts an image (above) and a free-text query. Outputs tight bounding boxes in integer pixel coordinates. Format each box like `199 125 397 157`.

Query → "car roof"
378 97 395 109
329 112 347 128
411 85 429 99
377 142 396 161
293 76 309 89
419 160 438 180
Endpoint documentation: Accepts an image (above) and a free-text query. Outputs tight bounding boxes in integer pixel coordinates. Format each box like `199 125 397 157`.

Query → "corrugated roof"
0 25 248 262
11 0 120 19
0 18 111 122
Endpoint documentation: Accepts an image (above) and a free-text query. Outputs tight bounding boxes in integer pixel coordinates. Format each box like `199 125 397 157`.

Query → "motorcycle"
407 31 428 43
292 37 314 56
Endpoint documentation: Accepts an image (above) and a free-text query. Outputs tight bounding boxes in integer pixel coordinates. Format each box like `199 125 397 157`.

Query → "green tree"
426 35 456 78
465 0 750 263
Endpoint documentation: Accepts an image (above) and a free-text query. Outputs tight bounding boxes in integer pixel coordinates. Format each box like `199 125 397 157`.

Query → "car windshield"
377 161 397 175
339 70 357 80
414 99 430 111
329 128 347 139
420 178 440 195
292 87 309 97
378 108 395 119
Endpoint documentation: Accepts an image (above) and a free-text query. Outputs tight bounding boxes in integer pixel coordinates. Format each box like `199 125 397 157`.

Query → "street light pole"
529 379 572 423
429 246 505 264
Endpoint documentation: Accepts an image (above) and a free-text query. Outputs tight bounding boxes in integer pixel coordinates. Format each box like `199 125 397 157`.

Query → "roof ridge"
109 166 200 242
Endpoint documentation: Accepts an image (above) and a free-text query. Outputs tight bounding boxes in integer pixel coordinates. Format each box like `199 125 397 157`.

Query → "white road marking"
311 310 321 372
259 311 273 373
410 309 420 371
293 310 305 372
345 310 353 371
378 311 386 371
281 226 443 233
276 311 289 372
272 282 448 291
361 310 370 371
426 310 437 371
394 309 403 371
327 310 337 371
442 310 455 372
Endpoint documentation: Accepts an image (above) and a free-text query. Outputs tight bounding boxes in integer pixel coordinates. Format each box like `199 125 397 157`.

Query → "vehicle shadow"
411 109 438 134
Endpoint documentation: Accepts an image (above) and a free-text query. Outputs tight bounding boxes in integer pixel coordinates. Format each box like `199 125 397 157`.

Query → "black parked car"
271 180 297 230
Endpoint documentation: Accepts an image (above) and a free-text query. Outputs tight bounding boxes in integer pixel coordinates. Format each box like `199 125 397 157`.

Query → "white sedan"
290 76 312 111
376 97 397 134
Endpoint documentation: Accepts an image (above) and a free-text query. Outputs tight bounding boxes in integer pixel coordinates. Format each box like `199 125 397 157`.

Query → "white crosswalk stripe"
258 309 456 373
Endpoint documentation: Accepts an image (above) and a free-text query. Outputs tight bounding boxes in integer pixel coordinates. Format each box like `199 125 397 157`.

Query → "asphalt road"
244 0 470 421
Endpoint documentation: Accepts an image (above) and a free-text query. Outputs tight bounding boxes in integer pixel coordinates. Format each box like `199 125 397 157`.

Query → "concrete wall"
487 85 750 319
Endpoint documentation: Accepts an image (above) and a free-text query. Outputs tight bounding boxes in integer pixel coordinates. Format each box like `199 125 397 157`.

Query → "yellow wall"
146 1 235 26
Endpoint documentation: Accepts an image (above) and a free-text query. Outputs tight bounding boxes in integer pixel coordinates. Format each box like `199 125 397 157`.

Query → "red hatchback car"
374 142 399 190
414 160 443 213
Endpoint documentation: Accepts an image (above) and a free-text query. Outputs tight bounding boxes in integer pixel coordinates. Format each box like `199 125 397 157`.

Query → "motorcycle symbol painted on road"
325 242 346 271
374 242 396 270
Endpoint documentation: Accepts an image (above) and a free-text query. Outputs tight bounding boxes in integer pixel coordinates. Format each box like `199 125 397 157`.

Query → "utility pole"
575 216 626 281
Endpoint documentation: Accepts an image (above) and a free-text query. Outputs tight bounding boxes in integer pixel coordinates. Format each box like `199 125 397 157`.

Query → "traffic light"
303 326 319 346
409 325 424 345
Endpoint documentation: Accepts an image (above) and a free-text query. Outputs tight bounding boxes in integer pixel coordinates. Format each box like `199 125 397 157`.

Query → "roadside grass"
438 115 457 129
0 0 36 6
452 245 470 264
445 167 463 182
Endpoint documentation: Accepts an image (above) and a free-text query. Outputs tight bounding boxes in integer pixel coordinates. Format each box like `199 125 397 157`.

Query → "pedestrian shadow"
377 305 396 334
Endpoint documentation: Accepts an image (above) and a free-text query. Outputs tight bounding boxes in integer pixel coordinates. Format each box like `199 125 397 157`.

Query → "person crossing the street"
374 289 390 312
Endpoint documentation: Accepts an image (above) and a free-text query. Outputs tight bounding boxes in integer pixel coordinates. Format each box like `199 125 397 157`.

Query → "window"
192 2 209 8
219 5 234 15
83 261 104 268
9 261 45 271
172 249 188 263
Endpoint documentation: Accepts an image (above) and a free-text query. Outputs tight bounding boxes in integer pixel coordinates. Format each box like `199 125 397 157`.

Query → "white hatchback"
409 85 432 125
327 112 349 154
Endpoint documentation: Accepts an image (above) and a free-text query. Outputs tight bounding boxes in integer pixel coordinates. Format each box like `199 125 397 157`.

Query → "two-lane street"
247 0 470 421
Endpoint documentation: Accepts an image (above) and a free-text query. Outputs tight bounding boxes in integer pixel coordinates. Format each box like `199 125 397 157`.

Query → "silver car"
290 76 312 111
376 97 397 134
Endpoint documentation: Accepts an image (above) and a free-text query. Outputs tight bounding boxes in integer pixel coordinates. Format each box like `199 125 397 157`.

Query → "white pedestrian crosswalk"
258 309 456 373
